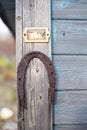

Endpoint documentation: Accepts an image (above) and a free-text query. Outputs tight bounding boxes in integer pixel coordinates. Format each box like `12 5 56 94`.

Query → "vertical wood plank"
25 59 50 130
16 0 23 65
16 0 52 130
23 0 51 56
16 0 23 129
22 0 52 129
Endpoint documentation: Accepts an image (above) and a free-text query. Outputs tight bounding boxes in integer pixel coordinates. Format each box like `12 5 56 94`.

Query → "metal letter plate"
23 27 50 43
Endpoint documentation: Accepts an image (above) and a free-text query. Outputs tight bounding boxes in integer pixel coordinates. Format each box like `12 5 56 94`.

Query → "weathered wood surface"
23 0 51 56
52 0 87 19
51 0 87 129
16 0 23 128
53 55 87 90
52 20 87 54
16 0 87 129
16 0 23 65
54 124 87 130
23 0 51 129
53 91 87 124
24 59 50 130
16 0 52 130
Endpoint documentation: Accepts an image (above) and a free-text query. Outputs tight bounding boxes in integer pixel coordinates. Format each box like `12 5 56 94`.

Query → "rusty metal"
17 51 55 129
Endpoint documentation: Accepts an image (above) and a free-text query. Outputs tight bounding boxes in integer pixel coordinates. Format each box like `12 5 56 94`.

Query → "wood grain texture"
24 59 50 130
53 55 87 90
53 91 87 124
52 20 87 54
54 124 87 130
16 0 23 129
23 0 51 56
16 0 23 65
52 0 87 19
22 0 52 130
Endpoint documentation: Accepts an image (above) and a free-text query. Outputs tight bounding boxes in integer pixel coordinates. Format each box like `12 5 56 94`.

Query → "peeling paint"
58 0 75 8
52 22 57 43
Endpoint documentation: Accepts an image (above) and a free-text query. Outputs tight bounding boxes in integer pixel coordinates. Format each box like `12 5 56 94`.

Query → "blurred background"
0 0 17 130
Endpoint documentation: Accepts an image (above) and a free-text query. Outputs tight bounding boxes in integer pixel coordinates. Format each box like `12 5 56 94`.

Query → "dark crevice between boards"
51 18 87 21
54 89 87 92
52 54 87 56
53 123 87 126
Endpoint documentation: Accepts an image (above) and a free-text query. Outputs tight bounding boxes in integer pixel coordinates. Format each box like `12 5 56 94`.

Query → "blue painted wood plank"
52 0 87 19
53 55 87 90
52 20 87 54
54 124 87 130
53 91 87 124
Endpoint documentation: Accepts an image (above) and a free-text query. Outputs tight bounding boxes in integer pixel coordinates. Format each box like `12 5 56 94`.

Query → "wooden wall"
52 0 87 129
16 0 52 129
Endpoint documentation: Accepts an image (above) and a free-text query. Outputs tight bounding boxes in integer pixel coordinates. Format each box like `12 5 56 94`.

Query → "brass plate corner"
23 27 50 43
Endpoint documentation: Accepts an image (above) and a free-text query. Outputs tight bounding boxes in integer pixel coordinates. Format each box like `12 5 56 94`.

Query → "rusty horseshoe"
17 51 55 129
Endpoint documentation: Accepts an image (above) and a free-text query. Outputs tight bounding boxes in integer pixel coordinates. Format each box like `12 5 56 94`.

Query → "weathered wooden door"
52 0 87 130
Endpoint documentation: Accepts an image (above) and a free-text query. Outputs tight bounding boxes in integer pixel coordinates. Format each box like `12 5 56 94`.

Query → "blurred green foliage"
0 55 16 111
0 56 16 81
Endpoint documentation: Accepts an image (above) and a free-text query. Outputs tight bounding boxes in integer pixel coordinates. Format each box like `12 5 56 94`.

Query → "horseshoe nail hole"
43 57 47 61
49 63 52 65
51 72 53 75
19 78 21 81
47 34 49 36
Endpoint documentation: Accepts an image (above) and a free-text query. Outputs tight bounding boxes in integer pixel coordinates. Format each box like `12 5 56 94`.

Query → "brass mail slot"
23 27 50 43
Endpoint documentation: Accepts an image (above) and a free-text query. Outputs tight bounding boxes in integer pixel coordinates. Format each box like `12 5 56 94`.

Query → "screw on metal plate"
23 27 50 43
